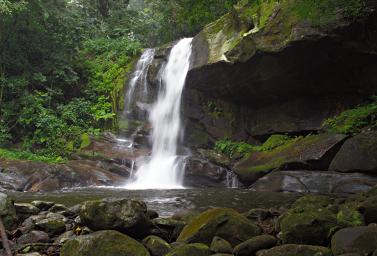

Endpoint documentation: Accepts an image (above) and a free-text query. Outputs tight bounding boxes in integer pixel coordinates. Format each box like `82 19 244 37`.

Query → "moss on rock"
177 208 261 246
61 230 150 256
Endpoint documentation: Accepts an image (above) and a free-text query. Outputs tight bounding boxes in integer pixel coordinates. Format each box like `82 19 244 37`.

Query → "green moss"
323 100 377 134
0 148 66 164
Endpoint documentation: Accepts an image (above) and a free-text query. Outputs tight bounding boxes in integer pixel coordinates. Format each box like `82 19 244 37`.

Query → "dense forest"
0 0 237 160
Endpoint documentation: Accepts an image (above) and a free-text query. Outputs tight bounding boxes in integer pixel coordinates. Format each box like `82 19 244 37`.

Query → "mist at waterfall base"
124 38 193 190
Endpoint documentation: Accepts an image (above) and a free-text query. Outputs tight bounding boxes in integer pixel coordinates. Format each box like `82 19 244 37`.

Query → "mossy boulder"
177 208 261 246
34 212 66 235
0 193 17 230
331 226 377 255
165 243 211 256
256 244 332 256
61 230 150 256
330 132 377 173
235 134 346 184
279 195 336 245
233 235 277 256
142 235 172 256
79 198 150 237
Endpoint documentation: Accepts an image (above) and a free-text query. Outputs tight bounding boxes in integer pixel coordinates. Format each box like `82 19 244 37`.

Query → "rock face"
250 171 377 194
177 208 261 246
79 198 151 237
60 230 150 256
182 0 377 143
331 226 377 255
330 132 377 173
234 134 346 184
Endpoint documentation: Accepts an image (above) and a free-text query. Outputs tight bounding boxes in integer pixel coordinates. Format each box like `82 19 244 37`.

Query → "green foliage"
215 134 301 157
291 0 365 26
323 100 377 134
0 148 65 164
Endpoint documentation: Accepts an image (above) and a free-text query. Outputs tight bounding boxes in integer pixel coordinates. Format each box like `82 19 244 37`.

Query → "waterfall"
126 38 193 189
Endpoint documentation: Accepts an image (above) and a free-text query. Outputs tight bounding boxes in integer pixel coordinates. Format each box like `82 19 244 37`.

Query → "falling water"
126 38 193 189
124 48 155 116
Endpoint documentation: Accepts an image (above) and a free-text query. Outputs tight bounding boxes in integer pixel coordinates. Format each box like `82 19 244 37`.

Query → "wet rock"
55 230 76 244
210 236 233 254
34 213 66 235
31 201 54 211
0 192 17 230
256 244 332 256
184 156 230 187
177 208 261 246
150 218 186 242
17 230 49 245
331 226 377 255
330 132 377 173
234 134 346 184
60 230 150 256
250 171 377 194
166 243 211 256
233 235 277 256
142 235 172 256
79 198 151 237
15 203 40 220
279 195 337 245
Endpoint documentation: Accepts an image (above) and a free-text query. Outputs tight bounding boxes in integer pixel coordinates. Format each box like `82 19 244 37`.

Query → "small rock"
360 195 377 224
31 201 54 211
17 230 49 245
55 230 76 244
49 204 68 213
210 236 233 254
331 226 377 255
233 235 277 256
15 203 40 216
166 243 211 256
142 235 172 256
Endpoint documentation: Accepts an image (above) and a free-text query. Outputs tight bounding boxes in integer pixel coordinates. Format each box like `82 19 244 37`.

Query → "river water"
8 188 300 217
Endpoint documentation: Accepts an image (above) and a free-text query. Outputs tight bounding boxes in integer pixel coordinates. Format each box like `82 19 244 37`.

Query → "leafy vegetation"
215 134 301 157
323 99 377 134
0 148 65 164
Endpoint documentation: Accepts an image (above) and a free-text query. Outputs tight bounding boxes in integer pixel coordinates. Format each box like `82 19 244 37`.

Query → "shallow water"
8 187 301 217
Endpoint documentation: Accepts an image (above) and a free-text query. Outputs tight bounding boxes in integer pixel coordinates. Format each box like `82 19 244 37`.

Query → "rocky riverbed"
0 186 377 256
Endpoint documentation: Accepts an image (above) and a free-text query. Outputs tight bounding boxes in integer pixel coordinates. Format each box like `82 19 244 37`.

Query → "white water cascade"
126 38 193 189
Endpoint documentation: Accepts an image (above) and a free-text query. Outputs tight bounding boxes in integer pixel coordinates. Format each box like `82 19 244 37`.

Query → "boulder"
331 226 377 255
166 243 211 256
60 230 150 256
177 208 261 246
0 192 17 230
79 198 150 237
210 236 233 254
31 201 54 211
234 134 346 184
250 171 377 194
15 203 40 220
279 195 337 245
360 195 377 224
149 218 186 242
34 212 67 235
256 244 332 256
233 235 277 256
142 235 172 256
330 132 377 173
